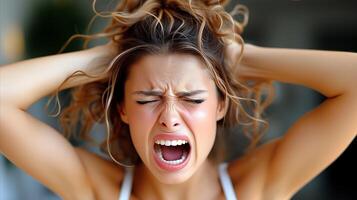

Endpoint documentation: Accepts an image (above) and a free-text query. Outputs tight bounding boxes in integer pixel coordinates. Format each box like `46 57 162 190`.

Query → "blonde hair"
47 0 274 166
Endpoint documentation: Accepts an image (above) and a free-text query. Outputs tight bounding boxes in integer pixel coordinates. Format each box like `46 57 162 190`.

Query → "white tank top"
118 163 238 200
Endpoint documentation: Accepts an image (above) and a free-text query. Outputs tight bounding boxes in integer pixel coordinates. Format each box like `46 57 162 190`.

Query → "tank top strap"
118 166 135 200
218 162 238 200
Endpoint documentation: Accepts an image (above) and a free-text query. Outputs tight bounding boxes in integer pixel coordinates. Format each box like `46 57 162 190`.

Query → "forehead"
126 53 215 92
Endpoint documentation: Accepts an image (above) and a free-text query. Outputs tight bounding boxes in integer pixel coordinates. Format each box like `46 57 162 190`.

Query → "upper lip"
153 133 190 144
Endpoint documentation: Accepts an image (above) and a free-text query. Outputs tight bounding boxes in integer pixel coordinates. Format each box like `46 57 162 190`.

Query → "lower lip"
152 147 191 172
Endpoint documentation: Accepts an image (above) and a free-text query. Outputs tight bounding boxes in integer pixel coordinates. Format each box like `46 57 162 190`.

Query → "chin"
150 164 197 185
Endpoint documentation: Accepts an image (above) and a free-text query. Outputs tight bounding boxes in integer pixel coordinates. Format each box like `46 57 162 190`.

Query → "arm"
0 44 117 199
232 43 357 199
0 44 116 110
241 44 357 97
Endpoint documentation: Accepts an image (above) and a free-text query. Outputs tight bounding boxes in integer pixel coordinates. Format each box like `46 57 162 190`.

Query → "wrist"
242 43 259 65
79 45 117 76
238 43 273 81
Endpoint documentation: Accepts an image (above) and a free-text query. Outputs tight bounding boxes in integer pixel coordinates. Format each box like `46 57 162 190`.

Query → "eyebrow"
132 90 208 97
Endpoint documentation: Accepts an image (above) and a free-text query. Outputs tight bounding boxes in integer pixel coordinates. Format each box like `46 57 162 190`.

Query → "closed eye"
136 100 159 104
136 99 205 105
185 99 205 104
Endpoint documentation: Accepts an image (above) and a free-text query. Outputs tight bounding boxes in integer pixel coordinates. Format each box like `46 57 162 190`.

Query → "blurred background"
0 0 356 199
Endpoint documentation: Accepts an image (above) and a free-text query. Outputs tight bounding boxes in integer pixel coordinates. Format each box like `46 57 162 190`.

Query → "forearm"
241 44 357 97
0 46 113 110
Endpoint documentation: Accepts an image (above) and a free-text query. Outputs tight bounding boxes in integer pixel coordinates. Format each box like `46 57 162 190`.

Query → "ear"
216 98 229 121
117 104 129 124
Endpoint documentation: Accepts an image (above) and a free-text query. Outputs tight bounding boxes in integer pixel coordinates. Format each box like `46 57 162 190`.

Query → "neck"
133 160 221 200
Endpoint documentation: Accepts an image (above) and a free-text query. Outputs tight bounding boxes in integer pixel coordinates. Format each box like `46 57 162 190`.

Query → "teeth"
155 139 188 146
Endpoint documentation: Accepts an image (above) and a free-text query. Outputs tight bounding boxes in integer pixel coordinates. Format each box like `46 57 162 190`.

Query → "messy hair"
47 0 274 166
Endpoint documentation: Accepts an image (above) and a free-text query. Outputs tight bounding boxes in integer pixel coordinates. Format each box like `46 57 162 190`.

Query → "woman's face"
119 53 226 184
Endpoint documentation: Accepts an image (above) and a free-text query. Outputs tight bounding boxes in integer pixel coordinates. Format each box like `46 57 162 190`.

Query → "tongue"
161 145 184 161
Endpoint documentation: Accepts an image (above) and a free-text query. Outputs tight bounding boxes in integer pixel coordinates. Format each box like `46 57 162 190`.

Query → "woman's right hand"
82 42 119 81
0 41 118 110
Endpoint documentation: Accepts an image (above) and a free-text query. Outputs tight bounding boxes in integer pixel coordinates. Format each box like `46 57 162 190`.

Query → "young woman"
0 0 356 199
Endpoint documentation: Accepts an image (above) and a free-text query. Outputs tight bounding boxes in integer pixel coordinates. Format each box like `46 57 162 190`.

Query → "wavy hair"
47 0 274 166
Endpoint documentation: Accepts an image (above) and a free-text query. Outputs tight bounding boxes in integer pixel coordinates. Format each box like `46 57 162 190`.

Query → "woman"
0 0 356 199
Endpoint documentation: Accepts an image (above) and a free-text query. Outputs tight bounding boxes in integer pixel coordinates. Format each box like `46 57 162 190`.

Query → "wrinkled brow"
132 90 208 97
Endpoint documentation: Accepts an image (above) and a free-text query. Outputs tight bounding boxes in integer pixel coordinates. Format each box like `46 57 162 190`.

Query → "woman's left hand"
224 40 271 83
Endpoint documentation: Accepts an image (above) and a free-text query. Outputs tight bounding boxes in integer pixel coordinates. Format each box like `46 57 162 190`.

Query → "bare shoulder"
227 138 281 199
75 147 124 200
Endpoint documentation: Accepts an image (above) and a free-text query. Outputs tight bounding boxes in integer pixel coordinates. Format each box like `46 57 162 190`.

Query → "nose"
158 101 181 131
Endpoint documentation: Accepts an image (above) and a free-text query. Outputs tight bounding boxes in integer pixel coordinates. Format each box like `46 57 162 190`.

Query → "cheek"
126 105 158 154
187 101 218 132
186 102 218 147
188 108 216 134
129 105 157 124
185 102 218 164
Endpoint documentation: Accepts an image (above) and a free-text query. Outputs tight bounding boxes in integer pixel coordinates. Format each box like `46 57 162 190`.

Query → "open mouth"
153 137 191 171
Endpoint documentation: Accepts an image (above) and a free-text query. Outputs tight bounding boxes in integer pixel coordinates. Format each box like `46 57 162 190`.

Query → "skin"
118 53 227 199
0 42 356 200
